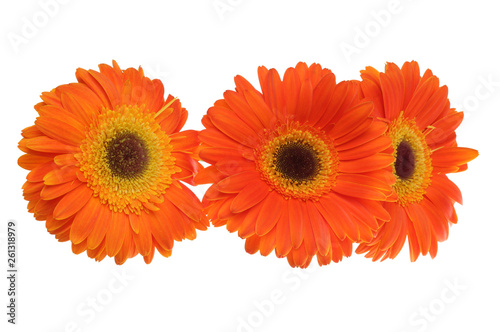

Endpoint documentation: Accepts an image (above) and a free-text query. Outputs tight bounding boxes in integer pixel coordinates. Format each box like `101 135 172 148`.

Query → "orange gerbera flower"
196 62 395 268
18 61 208 264
355 61 478 261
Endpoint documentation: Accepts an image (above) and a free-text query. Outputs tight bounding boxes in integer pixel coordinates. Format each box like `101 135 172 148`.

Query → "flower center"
394 140 415 180
106 132 149 179
274 142 319 181
388 113 433 206
256 122 338 200
78 105 179 214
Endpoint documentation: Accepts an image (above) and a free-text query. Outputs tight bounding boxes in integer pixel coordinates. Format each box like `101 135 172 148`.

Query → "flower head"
18 61 208 264
355 61 478 261
197 62 395 268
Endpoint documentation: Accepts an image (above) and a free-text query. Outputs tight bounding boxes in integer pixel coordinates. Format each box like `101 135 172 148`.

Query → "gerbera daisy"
355 61 478 261
18 61 208 264
196 62 395 268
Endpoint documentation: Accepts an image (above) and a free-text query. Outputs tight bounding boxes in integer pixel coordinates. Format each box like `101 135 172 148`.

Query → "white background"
1 0 498 331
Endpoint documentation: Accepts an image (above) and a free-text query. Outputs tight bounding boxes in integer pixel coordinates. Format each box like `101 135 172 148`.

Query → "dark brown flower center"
106 132 149 178
274 142 319 181
395 140 415 180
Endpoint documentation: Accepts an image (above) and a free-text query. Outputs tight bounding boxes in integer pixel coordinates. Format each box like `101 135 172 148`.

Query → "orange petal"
339 153 393 173
199 128 242 149
306 200 331 256
199 147 247 165
155 198 186 241
21 125 44 138
275 207 292 257
259 227 277 256
245 235 261 255
26 136 79 154
54 154 78 167
431 174 463 205
224 90 265 133
230 181 269 214
338 136 392 160
194 165 225 185
314 82 350 129
401 61 421 109
35 117 84 146
415 85 449 129
216 171 260 193
238 200 264 238
132 213 152 256
44 166 79 185
425 111 464 146
88 69 121 107
432 147 478 168
407 219 421 262
331 102 373 139
226 210 246 233
405 203 431 256
255 191 284 236
70 197 102 244
170 130 200 153
40 180 82 200
27 161 57 182
332 179 387 201
288 199 304 249
380 63 405 121
242 88 275 128
18 154 53 170
315 196 347 241
148 211 174 251
163 183 202 221
87 206 111 250
76 68 112 109
282 67 301 118
53 183 93 220
377 203 405 251
106 211 128 257
209 109 257 147
421 197 449 242
114 225 133 265
336 120 388 151
263 68 286 121
128 212 140 234
405 76 439 120
215 158 256 175
302 213 318 257
308 73 337 125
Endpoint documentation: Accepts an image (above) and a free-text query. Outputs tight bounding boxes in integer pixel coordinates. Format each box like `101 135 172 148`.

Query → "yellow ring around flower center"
388 113 433 206
256 122 338 200
78 105 179 214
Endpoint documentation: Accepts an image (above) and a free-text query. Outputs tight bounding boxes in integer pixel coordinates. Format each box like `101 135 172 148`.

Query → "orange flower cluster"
18 61 478 267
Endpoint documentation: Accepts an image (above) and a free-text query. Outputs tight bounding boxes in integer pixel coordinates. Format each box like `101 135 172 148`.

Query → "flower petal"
53 183 93 220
